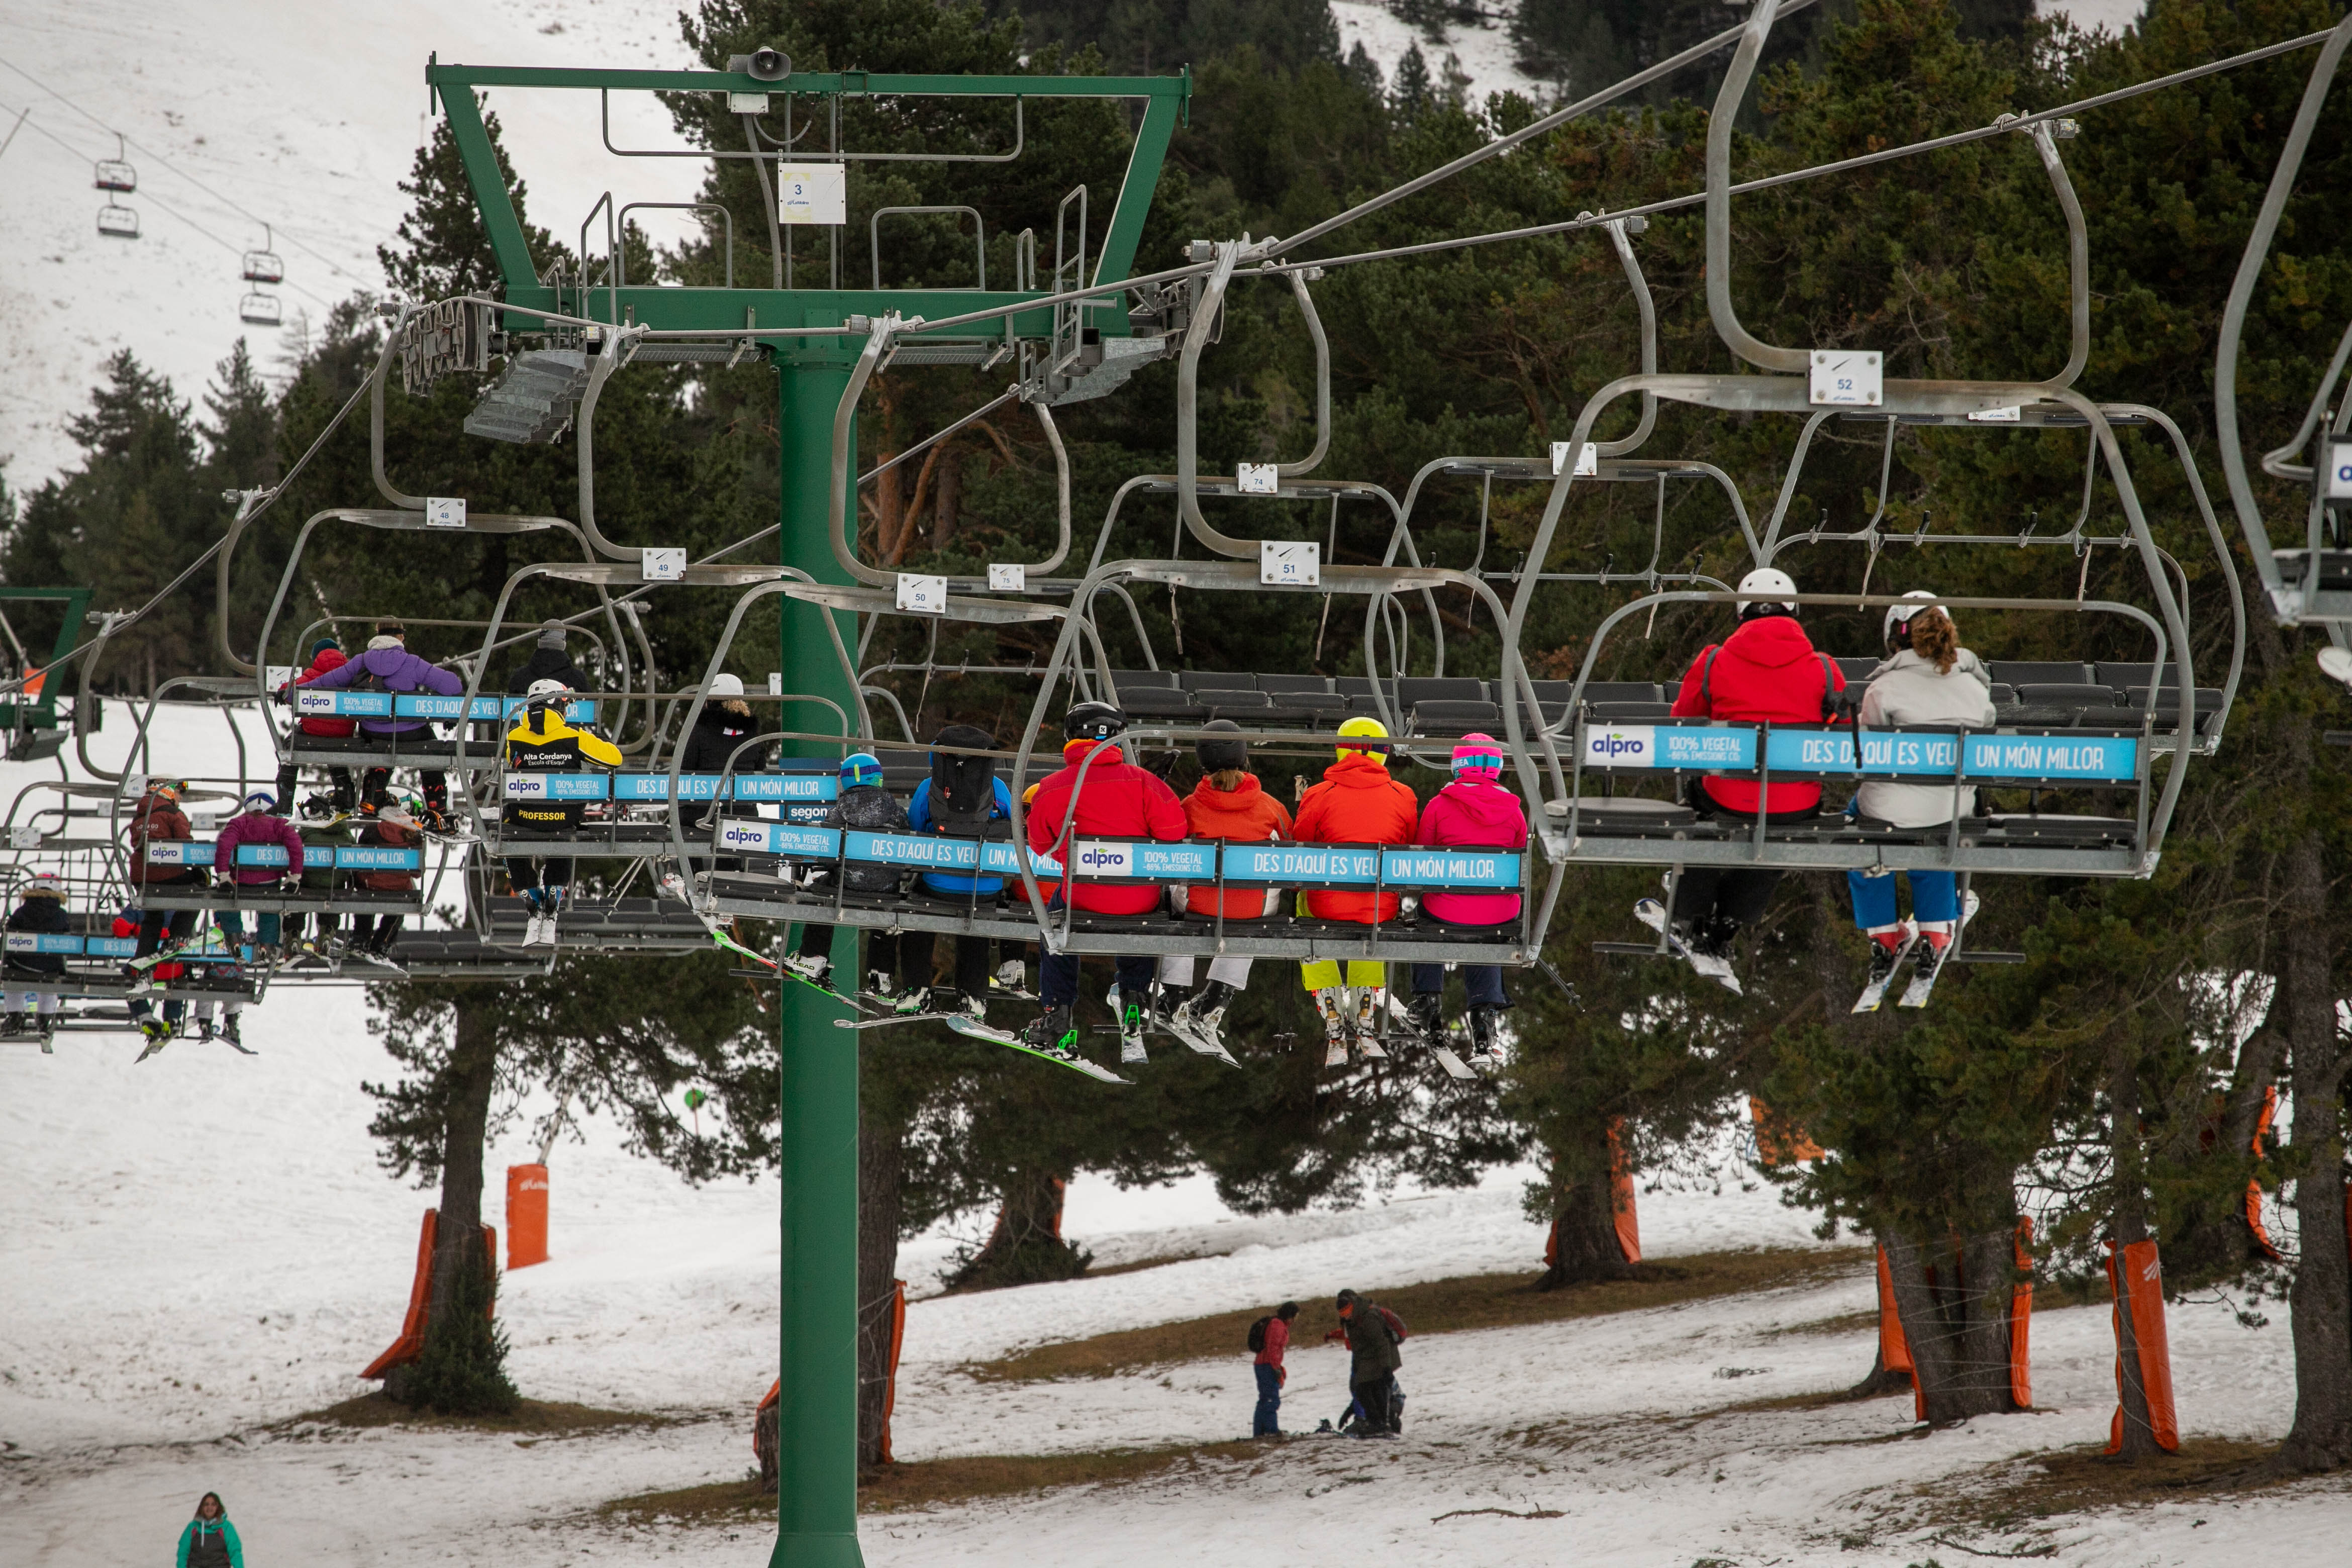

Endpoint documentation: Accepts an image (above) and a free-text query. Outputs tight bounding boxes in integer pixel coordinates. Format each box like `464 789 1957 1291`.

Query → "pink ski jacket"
1415 778 1527 925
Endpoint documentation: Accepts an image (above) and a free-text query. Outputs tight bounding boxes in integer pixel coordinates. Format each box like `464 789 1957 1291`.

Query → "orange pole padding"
2008 1218 2035 1409
1748 1096 1823 1166
757 1379 780 1415
507 1164 550 1270
878 1279 910 1465
2245 1087 2282 1261
2103 1238 2181 1453
1607 1119 1641 1264
362 1209 439 1380
1874 1244 1914 1377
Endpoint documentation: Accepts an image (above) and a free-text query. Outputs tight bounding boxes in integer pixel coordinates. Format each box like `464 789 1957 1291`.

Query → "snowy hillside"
2 1 2144 488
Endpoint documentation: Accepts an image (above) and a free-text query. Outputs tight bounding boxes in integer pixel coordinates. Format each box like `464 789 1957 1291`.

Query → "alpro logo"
1586 726 1655 766
1073 841 1132 876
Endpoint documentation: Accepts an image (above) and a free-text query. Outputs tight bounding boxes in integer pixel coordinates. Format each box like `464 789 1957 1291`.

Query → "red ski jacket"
1181 773 1292 919
1025 740 1188 915
1669 616 1845 815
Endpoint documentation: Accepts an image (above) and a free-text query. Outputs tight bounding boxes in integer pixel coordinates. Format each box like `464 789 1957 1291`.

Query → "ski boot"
1020 1006 1079 1061
1108 986 1148 1065
932 988 986 1023
1851 922 1919 1014
781 949 833 990
1174 980 1238 1055
894 984 933 1017
1313 986 1349 1067
1151 984 1189 1033
1352 986 1388 1060
220 1013 244 1049
197 1017 217 1043
0 1013 23 1040
1899 890 1980 1010
992 958 1027 997
1690 917 1745 995
534 898 561 948
865 969 896 1006
38 1015 57 1053
1406 991 1445 1050
1466 1005 1506 1063
133 1014 172 1061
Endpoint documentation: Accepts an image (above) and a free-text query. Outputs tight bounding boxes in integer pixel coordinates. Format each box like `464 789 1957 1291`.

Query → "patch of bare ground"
273 1392 678 1440
597 1440 1268 1524
1900 1437 2334 1535
967 1245 1871 1383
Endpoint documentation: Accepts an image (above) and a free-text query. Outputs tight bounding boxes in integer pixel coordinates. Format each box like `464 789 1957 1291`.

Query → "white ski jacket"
1854 648 1999 829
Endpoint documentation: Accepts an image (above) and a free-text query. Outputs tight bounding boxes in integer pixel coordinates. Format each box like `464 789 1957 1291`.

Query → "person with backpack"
1020 703 1188 1065
503 679 625 946
782 753 913 998
122 777 201 1041
1408 733 1528 1064
1325 1289 1404 1437
286 619 465 825
1294 716 1421 1065
1247 1300 1300 1438
1646 567 1847 992
1156 720 1291 1055
287 795 352 957
351 804 423 960
277 636 356 814
895 724 1023 1020
175 1490 244 1568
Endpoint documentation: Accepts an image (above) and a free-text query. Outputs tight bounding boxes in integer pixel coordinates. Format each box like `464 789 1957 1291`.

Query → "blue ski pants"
1847 868 1958 930
1252 1362 1283 1436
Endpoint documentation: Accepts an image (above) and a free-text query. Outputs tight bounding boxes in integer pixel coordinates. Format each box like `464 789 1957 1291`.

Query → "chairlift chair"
95 203 140 240
238 291 283 328
241 225 285 285
92 135 136 193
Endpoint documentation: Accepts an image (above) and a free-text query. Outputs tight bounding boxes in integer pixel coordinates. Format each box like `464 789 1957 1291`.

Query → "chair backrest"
1108 668 1179 690
1834 657 1879 683
2015 683 2122 707
1988 660 2094 687
1397 676 1486 705
1257 673 1334 695
1579 681 1662 704
1178 669 1258 693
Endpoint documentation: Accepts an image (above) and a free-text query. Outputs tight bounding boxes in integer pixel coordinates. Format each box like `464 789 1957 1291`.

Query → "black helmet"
1195 718 1248 773
1063 702 1126 743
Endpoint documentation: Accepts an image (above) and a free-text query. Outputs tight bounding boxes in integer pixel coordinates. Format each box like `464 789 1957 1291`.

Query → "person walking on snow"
276 637 355 813
1408 734 1528 1063
1020 703 1187 1064
2 872 70 1044
291 620 466 825
1251 1300 1300 1438
1847 594 1997 1007
1155 720 1292 1055
176 1491 244 1568
211 790 304 960
1650 566 1846 991
783 753 913 997
1294 716 1420 1066
1325 1289 1404 1436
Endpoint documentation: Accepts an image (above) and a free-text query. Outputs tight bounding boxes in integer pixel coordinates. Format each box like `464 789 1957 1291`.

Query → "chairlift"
96 203 140 240
92 134 136 193
241 224 284 285
238 291 284 327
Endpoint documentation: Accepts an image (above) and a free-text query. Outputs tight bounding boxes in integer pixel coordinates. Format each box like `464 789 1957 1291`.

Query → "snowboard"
944 1013 1131 1084
1634 898 1742 995
1849 923 1921 1015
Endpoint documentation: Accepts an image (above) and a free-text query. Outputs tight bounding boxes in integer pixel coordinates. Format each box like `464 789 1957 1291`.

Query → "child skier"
782 752 912 997
1020 703 1187 1064
3 872 71 1045
1294 716 1420 1066
277 636 355 813
1157 720 1291 1056
1847 595 1997 1010
1408 734 1528 1063
898 724 1022 1020
211 790 304 960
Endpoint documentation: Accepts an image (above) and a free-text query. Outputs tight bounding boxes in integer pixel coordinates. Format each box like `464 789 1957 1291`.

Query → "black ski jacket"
815 782 910 893
506 647 592 695
5 895 70 974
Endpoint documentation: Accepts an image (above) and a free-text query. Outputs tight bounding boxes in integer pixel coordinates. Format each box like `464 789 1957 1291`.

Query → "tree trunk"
2109 1044 2166 1460
932 445 960 551
874 454 904 564
948 1168 1087 1290
855 1094 906 1471
1884 1229 2016 1424
1535 1133 1639 1289
428 995 500 1327
2276 822 2352 1471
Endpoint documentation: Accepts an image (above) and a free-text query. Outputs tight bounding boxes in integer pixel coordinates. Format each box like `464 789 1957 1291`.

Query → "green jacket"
298 822 350 890
176 1515 243 1568
1340 1302 1403 1381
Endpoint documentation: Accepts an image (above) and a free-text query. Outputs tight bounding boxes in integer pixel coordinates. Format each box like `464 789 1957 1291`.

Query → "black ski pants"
131 874 203 958
273 762 355 814
1348 1377 1393 1434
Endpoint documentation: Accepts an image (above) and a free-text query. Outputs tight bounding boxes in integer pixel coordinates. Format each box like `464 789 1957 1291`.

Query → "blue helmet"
839 752 884 790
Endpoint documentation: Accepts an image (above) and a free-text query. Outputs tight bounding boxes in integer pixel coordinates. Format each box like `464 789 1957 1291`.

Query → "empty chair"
1117 685 1201 719
2124 685 2225 733
1396 676 1487 708
239 291 283 327
1987 660 2095 688
1410 698 1501 735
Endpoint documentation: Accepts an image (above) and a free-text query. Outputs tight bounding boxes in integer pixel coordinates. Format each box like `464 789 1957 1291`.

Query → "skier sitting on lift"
1020 702 1187 1065
290 620 464 827
1295 716 1421 1067
1846 593 1997 1012
503 679 623 947
1154 719 1291 1057
276 637 355 814
210 790 304 961
1407 733 1527 1064
675 673 763 836
3 872 70 1043
1644 567 1846 993
893 724 1024 1022
783 752 912 999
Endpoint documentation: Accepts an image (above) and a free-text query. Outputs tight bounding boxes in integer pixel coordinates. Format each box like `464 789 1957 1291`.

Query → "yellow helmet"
1335 714 1392 763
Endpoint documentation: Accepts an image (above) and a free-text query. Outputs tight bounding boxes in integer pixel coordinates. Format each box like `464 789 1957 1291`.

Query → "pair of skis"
1632 899 1744 995
1850 893 1981 1013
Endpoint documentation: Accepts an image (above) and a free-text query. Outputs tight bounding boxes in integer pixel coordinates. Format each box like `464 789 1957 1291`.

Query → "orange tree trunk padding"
1748 1096 1823 1165
2245 1087 2282 1261
360 1209 499 1380
507 1164 550 1270
2008 1218 2035 1409
1607 1120 1640 1264
877 1279 909 1464
1874 1245 1914 1377
2103 1238 2180 1453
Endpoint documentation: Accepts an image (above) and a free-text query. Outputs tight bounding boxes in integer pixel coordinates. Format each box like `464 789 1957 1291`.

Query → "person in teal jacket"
176 1492 243 1568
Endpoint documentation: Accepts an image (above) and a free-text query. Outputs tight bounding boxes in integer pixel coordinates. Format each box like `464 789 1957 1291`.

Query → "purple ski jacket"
214 810 305 885
301 644 465 734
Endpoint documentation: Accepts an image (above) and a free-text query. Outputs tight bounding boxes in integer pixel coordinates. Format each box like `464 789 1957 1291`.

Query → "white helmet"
707 673 746 699
526 678 570 701
1885 589 1951 650
1736 566 1799 616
